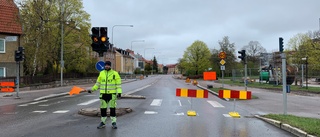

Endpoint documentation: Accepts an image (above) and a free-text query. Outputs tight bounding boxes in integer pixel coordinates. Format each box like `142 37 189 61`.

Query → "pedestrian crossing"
17 98 229 117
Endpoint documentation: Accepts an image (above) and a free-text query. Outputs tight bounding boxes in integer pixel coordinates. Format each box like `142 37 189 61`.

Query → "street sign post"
95 61 105 71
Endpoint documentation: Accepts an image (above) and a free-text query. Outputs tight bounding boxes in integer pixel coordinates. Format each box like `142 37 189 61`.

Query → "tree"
18 0 91 76
242 41 266 67
181 40 211 75
288 33 320 72
152 56 158 73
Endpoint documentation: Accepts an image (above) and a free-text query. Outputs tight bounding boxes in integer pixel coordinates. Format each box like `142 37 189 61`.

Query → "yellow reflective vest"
91 69 122 94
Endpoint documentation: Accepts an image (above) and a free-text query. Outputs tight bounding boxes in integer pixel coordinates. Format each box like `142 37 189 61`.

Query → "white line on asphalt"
223 114 231 117
207 100 225 108
174 112 184 116
32 111 47 113
19 100 48 107
53 110 69 113
126 85 151 95
178 100 182 106
38 104 49 107
77 99 100 106
150 99 162 106
188 100 191 104
144 111 158 114
29 100 48 105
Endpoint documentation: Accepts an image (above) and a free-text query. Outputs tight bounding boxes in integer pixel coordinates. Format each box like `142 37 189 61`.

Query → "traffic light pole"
281 53 287 115
244 58 248 91
15 61 20 99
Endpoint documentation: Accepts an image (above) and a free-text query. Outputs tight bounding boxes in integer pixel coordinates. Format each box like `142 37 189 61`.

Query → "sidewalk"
0 79 137 107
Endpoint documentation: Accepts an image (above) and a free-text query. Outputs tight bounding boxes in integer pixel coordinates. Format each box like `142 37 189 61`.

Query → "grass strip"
264 114 320 137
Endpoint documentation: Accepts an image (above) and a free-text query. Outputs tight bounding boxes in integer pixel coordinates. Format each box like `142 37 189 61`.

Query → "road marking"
150 99 162 106
223 114 231 117
188 100 191 104
174 112 184 116
178 100 182 106
126 85 151 95
38 104 49 107
19 100 48 107
207 100 225 108
32 111 47 113
53 110 69 113
77 99 100 106
144 111 158 114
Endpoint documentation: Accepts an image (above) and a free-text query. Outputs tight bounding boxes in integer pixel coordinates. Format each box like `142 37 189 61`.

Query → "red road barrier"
218 89 251 99
176 88 208 98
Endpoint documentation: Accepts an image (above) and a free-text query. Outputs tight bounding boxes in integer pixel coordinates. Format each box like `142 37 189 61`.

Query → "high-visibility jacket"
91 69 122 94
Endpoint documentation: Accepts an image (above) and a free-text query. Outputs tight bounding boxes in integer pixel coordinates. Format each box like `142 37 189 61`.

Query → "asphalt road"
0 75 294 137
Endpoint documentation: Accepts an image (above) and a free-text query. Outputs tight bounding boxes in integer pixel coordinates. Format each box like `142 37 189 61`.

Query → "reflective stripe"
106 88 117 90
106 84 116 86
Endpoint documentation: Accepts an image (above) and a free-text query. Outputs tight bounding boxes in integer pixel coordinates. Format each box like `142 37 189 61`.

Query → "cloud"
83 0 320 64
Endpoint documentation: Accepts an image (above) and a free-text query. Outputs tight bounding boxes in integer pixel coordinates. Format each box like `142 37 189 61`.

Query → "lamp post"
60 0 64 87
131 40 145 51
302 57 308 89
144 48 154 76
111 25 134 45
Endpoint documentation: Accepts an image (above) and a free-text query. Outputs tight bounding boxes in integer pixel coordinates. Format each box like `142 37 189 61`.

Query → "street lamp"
131 40 145 51
302 56 308 89
144 48 154 76
111 25 134 44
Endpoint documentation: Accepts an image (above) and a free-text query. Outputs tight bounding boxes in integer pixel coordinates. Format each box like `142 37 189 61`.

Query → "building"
166 64 178 74
0 0 23 77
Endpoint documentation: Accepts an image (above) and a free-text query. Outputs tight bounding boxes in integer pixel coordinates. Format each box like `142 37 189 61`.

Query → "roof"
0 0 23 35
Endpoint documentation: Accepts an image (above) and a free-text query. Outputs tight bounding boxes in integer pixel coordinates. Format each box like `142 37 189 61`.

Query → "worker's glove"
117 93 121 99
87 90 93 94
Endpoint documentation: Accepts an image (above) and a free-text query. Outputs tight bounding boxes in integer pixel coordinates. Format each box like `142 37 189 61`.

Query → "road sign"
219 52 226 59
220 65 225 70
220 59 226 65
95 61 105 71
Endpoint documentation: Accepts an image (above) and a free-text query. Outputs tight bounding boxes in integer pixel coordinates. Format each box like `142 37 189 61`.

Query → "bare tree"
242 41 266 67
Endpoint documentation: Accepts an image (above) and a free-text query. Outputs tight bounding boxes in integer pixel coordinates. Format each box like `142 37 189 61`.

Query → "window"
0 39 5 53
0 67 5 77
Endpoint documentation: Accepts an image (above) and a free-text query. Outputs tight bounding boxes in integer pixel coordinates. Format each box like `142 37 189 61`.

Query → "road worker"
87 61 122 129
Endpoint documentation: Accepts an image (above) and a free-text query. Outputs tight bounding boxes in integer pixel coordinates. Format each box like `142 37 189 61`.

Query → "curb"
254 115 317 137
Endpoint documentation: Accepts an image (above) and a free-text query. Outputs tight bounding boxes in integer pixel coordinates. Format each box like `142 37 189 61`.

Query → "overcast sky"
83 0 320 65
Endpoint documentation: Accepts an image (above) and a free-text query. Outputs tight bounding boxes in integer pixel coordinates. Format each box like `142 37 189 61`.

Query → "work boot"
97 122 105 129
112 122 117 129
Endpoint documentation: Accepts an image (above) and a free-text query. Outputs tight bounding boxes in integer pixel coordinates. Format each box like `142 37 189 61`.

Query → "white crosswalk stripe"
207 100 225 108
150 99 162 106
144 111 158 114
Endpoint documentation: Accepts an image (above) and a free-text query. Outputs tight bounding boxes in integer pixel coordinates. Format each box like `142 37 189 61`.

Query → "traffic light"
91 27 100 52
14 47 25 62
238 50 246 61
99 27 109 52
279 37 284 53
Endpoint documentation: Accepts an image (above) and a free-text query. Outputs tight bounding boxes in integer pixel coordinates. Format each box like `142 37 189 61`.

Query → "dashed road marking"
178 100 182 106
53 110 69 113
32 111 47 113
223 114 231 117
127 85 151 95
